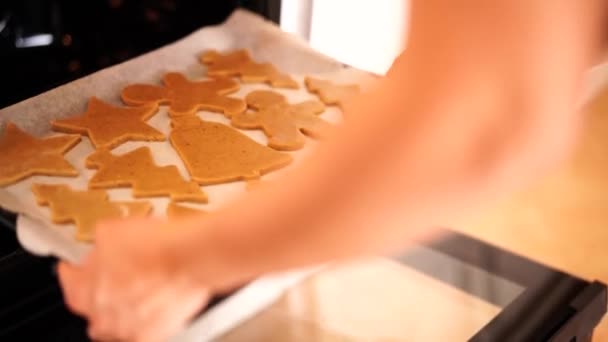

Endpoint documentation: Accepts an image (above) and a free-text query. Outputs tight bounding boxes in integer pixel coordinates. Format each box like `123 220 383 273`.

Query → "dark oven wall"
0 0 280 109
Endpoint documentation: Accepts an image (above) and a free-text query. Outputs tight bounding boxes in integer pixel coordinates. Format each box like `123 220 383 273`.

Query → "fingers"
58 261 91 316
95 217 165 243
94 218 127 238
133 289 212 342
88 320 130 342
59 217 206 341
87 289 210 342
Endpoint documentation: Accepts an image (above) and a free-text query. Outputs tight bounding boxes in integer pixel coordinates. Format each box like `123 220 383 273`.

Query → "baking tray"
0 9 372 341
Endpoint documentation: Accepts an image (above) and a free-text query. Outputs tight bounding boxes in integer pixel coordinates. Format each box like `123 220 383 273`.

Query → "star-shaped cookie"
32 183 152 242
121 72 246 117
52 97 165 149
0 122 81 187
201 50 299 89
232 90 330 151
305 77 360 109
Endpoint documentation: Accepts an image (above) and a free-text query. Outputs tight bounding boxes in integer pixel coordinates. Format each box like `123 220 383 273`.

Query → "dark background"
0 0 280 109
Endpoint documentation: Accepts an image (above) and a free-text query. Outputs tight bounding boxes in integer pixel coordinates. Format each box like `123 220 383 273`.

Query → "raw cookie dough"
166 202 206 218
0 122 81 186
305 77 360 109
201 49 299 89
52 97 164 149
170 116 293 185
233 90 329 151
87 147 207 203
122 72 246 117
32 183 152 242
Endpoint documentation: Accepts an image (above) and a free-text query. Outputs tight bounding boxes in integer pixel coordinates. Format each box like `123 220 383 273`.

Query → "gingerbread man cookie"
32 183 151 242
305 77 360 109
201 50 299 89
232 90 329 151
52 97 164 149
86 147 207 203
170 116 293 185
0 122 81 186
121 72 246 117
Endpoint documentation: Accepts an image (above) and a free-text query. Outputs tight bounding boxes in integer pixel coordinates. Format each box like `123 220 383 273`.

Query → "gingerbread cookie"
0 122 81 186
121 72 246 117
86 147 207 203
166 202 206 218
52 97 164 149
245 179 264 192
170 116 293 185
305 77 360 109
32 183 152 242
232 90 329 151
201 50 299 89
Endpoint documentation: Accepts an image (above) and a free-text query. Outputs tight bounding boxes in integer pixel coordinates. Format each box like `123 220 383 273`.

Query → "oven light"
15 34 54 48
0 17 8 34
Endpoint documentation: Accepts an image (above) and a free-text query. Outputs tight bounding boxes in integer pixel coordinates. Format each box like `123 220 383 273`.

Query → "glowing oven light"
15 34 54 48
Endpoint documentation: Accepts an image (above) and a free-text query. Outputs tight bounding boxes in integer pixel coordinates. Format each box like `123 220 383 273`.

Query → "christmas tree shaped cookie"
86 147 207 203
32 183 152 242
121 72 246 117
52 97 164 149
0 122 81 186
305 77 360 109
170 116 293 185
201 50 299 89
232 90 329 151
166 202 206 219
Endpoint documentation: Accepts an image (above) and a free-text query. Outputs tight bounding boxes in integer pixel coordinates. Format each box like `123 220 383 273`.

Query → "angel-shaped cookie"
305 77 360 109
201 49 299 89
232 90 330 151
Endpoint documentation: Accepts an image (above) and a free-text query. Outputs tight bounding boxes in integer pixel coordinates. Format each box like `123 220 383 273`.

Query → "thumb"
58 261 91 316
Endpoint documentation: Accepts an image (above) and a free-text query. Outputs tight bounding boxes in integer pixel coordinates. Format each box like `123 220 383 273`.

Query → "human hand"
58 217 211 342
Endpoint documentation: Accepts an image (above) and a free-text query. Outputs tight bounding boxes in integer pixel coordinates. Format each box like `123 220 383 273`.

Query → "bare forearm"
180 75 571 290
176 0 605 290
